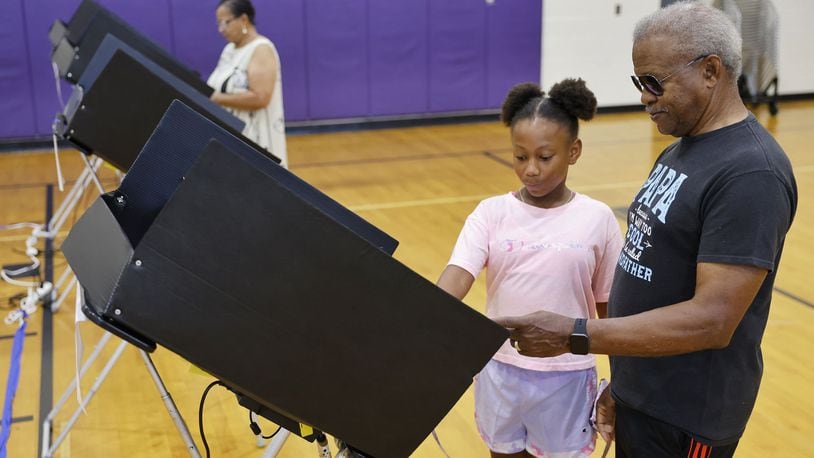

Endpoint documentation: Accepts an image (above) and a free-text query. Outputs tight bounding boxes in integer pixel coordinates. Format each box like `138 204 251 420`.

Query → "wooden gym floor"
1 100 812 457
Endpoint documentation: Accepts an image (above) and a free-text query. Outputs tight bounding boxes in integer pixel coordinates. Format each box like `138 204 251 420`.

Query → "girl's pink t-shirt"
448 192 623 371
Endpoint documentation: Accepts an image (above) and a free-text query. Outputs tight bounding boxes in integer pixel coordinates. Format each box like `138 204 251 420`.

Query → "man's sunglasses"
631 55 709 96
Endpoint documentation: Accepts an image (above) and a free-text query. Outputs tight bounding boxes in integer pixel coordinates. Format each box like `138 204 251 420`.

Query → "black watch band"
569 318 590 355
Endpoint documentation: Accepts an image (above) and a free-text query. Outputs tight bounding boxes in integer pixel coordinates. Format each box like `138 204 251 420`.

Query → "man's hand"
492 310 573 357
595 383 615 444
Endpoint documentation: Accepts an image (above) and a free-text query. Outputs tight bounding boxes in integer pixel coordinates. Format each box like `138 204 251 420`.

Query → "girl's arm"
436 265 475 300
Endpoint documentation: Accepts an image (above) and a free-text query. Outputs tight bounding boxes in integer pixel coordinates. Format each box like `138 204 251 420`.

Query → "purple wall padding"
168 0 224 79
368 1 429 116
304 0 369 120
1 0 38 138
261 0 309 122
428 1 488 113
2 0 541 140
487 0 543 107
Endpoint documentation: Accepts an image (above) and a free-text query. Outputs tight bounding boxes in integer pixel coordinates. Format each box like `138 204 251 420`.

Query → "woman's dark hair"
219 0 256 25
500 78 597 139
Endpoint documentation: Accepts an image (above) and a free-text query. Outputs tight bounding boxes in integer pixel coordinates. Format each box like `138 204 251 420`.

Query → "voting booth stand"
41 2 505 456
59 101 507 457
41 1 280 455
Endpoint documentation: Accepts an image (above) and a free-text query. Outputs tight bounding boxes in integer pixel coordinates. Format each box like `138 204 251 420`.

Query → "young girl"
437 79 623 458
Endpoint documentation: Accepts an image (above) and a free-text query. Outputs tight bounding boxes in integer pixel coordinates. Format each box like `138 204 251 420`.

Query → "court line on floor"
774 287 814 309
348 180 644 212
349 194 493 212
37 185 55 458
0 230 70 243
482 150 513 168
0 332 37 341
0 177 119 192
11 415 33 424
291 148 510 169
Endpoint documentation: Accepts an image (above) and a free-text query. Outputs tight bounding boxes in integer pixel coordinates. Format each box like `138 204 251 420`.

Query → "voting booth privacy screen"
62 101 507 457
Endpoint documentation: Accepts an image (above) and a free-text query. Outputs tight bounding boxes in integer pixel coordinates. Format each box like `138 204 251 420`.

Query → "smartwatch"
569 318 590 355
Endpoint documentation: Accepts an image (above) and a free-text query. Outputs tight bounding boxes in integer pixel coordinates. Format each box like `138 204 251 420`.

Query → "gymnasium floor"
0 100 812 457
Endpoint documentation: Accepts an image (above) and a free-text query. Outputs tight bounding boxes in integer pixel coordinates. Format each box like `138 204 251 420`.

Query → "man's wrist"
569 318 590 355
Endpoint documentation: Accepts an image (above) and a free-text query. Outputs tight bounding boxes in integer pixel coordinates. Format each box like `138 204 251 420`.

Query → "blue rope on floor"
0 314 28 458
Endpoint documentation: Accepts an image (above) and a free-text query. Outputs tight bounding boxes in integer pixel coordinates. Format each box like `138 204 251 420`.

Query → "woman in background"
208 0 287 168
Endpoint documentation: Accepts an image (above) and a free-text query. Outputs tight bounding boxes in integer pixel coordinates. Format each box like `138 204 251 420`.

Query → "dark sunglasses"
631 55 709 96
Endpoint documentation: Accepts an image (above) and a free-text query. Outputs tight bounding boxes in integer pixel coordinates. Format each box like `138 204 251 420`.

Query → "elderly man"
494 2 797 457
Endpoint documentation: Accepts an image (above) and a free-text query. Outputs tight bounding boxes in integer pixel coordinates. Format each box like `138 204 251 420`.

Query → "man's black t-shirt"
608 114 797 445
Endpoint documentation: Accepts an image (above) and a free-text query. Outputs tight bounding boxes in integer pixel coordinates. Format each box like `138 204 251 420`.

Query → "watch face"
570 318 590 355
570 334 590 355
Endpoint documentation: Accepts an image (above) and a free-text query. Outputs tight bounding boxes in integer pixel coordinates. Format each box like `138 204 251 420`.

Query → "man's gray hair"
634 1 742 77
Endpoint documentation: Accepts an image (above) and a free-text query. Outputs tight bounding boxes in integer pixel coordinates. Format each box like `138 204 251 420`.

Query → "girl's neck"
518 186 575 209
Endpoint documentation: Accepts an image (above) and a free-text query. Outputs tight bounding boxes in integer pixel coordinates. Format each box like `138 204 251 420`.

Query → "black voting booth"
52 33 277 172
62 101 507 458
49 0 212 96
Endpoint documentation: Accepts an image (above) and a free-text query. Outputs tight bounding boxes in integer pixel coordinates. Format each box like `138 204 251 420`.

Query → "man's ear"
703 55 725 88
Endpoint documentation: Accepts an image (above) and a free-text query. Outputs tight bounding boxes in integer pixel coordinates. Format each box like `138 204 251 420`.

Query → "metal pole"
139 350 202 458
78 153 105 195
46 156 102 237
261 429 291 458
43 339 128 458
41 330 112 456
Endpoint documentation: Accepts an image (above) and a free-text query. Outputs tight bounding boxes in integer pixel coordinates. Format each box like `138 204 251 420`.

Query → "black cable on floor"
198 380 225 458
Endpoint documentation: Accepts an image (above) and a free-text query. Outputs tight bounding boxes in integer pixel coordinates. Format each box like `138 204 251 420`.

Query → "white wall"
541 0 660 107
775 1 814 94
541 0 814 108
